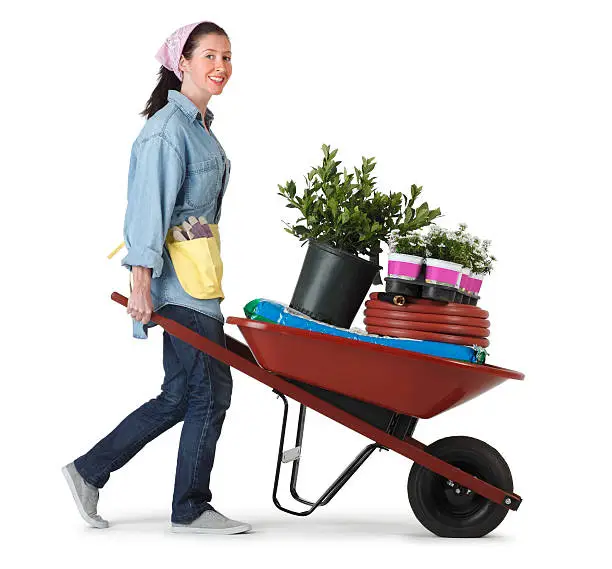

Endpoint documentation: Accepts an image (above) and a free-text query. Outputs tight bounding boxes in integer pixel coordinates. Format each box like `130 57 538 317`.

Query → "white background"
2 0 611 566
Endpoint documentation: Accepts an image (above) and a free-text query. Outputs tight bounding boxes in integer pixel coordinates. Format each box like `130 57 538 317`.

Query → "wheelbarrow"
111 292 524 538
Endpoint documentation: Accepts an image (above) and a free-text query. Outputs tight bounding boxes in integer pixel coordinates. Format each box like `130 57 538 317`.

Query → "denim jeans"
74 304 233 523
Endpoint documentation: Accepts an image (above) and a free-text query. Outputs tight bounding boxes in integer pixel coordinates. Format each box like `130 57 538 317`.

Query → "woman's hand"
127 266 154 324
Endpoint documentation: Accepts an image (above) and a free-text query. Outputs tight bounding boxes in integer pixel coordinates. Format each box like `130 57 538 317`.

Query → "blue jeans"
74 304 233 524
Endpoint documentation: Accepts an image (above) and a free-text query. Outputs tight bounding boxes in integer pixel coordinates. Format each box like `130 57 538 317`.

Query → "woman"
62 21 251 535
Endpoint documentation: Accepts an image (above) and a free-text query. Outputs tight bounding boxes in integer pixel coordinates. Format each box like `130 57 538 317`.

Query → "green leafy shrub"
278 144 442 258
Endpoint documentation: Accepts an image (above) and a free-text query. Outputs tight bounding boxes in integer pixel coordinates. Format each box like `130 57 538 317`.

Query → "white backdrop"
2 0 610 565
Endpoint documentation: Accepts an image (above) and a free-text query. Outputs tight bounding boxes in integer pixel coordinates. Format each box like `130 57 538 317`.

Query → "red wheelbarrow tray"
111 292 524 512
226 316 523 420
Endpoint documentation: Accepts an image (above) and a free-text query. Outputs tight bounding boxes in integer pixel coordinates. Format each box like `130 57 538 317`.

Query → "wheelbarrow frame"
111 292 522 513
270 390 418 516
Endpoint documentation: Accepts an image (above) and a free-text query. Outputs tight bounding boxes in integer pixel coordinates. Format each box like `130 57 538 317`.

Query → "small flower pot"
424 258 463 288
419 258 461 303
458 267 472 292
457 267 472 304
388 253 425 282
471 271 486 297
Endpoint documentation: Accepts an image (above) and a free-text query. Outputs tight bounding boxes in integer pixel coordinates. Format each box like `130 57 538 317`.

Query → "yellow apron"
108 225 224 300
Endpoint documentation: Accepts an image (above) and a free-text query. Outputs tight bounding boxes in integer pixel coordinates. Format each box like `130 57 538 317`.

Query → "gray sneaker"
62 462 109 529
171 509 251 535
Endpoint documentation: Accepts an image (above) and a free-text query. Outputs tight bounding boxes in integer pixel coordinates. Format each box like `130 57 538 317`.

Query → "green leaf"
328 197 338 217
408 184 422 208
428 207 442 222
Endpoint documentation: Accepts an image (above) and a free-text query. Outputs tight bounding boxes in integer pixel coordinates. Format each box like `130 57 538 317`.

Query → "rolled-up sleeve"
120 135 184 278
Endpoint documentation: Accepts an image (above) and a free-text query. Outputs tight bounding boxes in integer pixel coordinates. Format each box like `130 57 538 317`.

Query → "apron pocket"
166 224 224 300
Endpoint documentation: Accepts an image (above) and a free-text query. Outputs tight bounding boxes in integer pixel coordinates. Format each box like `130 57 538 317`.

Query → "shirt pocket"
183 158 219 208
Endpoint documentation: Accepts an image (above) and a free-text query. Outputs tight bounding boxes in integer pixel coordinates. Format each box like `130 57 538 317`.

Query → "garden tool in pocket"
165 222 224 300
107 216 224 300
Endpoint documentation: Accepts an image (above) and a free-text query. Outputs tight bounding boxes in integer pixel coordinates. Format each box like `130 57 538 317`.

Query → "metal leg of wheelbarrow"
291 403 374 508
272 390 385 516
315 409 418 508
287 403 313 506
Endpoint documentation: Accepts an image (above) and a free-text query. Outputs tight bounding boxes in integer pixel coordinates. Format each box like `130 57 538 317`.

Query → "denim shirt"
120 90 231 339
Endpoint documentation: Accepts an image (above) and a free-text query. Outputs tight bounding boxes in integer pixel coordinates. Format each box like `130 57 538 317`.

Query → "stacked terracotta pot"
364 292 490 348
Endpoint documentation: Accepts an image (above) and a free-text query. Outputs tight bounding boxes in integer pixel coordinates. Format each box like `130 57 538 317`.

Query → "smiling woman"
142 22 233 119
62 20 251 537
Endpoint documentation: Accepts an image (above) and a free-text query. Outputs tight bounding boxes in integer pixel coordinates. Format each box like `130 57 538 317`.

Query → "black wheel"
407 436 513 538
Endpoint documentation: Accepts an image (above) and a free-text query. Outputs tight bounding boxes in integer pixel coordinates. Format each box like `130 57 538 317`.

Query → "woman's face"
180 33 232 94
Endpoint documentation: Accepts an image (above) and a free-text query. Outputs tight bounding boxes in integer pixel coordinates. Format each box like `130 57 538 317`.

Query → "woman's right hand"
127 266 154 324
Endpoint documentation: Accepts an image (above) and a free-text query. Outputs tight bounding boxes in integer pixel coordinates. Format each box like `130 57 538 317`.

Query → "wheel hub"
446 479 472 496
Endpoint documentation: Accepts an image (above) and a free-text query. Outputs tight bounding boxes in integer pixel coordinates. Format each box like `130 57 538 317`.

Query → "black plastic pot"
290 240 382 328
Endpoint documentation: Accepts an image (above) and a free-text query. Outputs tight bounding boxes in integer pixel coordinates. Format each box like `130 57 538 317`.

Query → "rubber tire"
407 436 513 538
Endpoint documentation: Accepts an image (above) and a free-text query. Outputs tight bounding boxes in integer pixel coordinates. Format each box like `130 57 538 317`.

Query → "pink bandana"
155 22 203 81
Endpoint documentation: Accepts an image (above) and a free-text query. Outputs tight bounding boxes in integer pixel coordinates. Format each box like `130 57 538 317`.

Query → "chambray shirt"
120 90 231 339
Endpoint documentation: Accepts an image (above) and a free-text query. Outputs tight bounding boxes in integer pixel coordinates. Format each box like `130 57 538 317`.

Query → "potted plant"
422 225 471 287
278 144 441 328
469 235 496 301
449 223 476 303
388 231 427 281
448 224 496 304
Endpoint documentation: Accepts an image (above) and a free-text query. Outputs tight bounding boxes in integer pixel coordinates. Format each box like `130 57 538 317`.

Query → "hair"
140 22 230 120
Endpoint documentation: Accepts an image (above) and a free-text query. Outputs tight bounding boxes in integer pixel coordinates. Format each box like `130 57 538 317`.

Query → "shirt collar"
167 90 214 127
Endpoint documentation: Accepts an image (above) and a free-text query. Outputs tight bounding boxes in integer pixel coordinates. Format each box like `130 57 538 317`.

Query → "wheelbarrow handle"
111 291 259 365
110 292 170 328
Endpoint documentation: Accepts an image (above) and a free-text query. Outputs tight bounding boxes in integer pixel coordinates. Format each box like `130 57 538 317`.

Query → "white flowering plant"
423 225 472 266
390 220 497 274
391 223 496 271
471 238 496 275
452 223 496 274
389 230 428 257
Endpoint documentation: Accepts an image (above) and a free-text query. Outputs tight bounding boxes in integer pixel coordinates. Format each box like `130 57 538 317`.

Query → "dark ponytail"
140 21 230 120
140 66 181 119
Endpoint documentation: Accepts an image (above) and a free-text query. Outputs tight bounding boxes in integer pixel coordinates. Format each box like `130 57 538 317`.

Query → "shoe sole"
61 465 109 529
171 524 251 535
